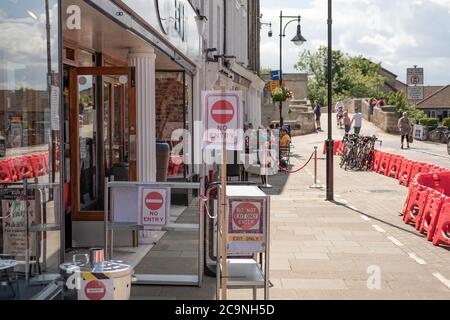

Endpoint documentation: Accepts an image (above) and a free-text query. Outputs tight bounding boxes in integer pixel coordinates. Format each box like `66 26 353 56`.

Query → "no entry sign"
211 100 235 124
228 199 266 254
140 188 170 228
78 278 114 300
202 91 243 150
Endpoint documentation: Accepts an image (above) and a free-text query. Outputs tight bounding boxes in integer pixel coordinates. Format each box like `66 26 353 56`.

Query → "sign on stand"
139 188 170 228
227 198 267 254
408 86 424 101
202 91 243 151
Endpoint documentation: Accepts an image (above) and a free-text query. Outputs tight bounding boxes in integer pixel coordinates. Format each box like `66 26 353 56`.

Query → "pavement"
131 115 450 300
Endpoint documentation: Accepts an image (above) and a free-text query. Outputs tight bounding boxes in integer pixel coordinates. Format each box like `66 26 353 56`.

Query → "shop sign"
139 188 170 228
227 199 266 254
202 91 243 151
1 189 38 257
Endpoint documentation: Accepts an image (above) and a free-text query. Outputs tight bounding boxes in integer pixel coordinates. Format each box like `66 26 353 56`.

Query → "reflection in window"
0 0 62 291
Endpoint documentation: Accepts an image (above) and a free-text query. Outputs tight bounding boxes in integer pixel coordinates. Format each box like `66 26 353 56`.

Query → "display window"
0 0 63 299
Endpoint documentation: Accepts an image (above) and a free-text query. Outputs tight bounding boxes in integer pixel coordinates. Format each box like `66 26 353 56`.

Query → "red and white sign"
202 91 243 150
228 199 266 254
78 279 114 300
140 188 170 228
232 202 260 231
85 280 106 300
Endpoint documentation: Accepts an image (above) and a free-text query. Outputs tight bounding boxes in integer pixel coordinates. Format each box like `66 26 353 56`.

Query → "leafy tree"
294 46 385 106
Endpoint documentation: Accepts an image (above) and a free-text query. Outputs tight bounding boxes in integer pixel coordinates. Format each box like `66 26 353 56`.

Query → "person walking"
352 109 363 135
335 101 345 129
313 100 322 132
398 112 413 149
343 111 352 135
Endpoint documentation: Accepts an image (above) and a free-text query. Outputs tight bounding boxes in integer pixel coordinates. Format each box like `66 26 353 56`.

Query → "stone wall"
346 98 400 134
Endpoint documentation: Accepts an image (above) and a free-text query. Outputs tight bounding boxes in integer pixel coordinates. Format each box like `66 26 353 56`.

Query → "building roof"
416 85 450 109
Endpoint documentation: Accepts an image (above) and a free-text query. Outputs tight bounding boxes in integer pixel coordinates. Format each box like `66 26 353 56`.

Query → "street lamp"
279 11 306 164
279 12 306 130
326 0 334 201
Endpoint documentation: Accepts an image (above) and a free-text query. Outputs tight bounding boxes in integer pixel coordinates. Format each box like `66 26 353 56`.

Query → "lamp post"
326 0 334 201
278 11 306 165
279 11 307 130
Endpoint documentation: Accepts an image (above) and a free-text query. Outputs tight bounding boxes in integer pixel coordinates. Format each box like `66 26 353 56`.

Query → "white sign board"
408 86 424 100
202 91 243 151
227 198 266 254
407 68 424 85
139 188 170 228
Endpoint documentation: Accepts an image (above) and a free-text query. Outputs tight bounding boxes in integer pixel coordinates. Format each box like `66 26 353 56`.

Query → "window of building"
0 0 62 299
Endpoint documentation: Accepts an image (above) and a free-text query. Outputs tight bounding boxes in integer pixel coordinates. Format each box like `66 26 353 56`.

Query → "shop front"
0 0 202 299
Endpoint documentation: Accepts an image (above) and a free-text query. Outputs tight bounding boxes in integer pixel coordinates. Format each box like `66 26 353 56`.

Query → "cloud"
261 0 450 85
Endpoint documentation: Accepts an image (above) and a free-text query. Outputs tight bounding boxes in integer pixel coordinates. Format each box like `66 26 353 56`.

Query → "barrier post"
310 147 323 189
260 130 272 189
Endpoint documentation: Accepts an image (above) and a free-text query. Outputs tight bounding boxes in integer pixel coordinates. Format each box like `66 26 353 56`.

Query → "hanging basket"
271 87 293 102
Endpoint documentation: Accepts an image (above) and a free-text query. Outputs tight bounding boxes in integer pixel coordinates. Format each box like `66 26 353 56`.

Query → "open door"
69 67 136 221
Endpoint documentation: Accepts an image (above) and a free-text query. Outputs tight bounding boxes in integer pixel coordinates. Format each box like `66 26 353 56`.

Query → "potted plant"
271 87 293 102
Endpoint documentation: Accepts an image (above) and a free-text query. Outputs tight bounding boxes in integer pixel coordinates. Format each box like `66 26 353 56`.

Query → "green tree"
294 46 385 106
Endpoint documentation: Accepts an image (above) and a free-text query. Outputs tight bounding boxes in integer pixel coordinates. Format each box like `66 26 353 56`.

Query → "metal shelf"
225 258 265 287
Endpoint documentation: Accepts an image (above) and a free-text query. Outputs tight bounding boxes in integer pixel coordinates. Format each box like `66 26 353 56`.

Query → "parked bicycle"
340 134 381 171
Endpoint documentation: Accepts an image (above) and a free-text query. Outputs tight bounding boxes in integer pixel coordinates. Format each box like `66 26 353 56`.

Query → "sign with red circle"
84 280 106 300
211 100 235 124
141 188 169 228
232 202 260 230
145 192 164 211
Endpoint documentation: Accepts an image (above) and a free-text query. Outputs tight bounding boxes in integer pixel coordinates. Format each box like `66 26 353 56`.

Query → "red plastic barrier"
43 153 50 173
432 201 450 246
28 154 47 177
371 150 382 172
377 153 391 176
417 191 447 238
12 156 34 181
0 160 14 183
387 155 403 179
323 140 342 156
409 162 431 185
398 159 415 187
416 171 450 197
403 185 430 226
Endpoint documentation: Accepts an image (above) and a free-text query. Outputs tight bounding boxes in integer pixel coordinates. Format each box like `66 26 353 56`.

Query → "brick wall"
155 76 185 140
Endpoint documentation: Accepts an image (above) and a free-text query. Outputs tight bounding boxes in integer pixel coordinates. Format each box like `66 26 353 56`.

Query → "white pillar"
128 48 157 182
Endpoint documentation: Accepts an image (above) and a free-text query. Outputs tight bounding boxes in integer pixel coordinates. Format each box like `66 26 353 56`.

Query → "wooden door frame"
70 66 136 221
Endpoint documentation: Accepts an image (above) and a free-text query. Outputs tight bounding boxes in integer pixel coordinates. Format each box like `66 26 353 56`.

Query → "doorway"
69 67 136 221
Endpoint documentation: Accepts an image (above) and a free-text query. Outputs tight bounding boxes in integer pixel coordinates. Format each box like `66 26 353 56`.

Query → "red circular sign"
211 100 235 124
232 203 260 230
145 192 164 211
84 280 106 300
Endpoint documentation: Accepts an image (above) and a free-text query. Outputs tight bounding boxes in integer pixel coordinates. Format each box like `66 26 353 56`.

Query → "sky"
260 0 450 85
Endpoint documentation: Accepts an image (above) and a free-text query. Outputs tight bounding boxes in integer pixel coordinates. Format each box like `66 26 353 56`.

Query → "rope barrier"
271 150 316 174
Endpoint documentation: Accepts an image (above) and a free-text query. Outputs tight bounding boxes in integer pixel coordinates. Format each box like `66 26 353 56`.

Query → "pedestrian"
352 109 363 135
343 111 352 135
335 100 345 129
377 97 386 107
313 100 322 132
398 112 413 149
369 98 376 120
